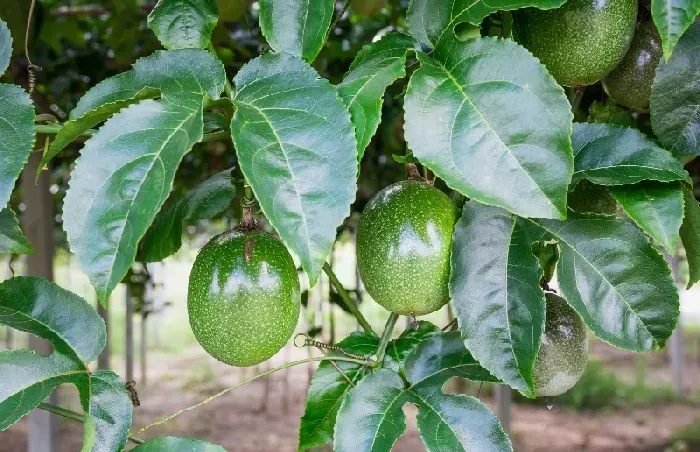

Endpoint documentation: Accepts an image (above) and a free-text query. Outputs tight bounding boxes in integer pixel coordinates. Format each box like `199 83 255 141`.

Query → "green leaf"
651 0 700 60
337 33 419 159
0 208 33 255
0 84 35 209
203 111 227 132
82 370 133 452
148 0 219 50
230 53 357 284
385 321 440 373
41 49 226 173
140 168 236 262
572 123 691 185
449 202 544 397
132 437 226 451
404 36 573 220
523 212 679 351
298 331 378 452
64 94 205 304
406 0 566 47
609 181 684 253
0 19 11 75
651 18 700 156
680 185 700 288
258 0 335 62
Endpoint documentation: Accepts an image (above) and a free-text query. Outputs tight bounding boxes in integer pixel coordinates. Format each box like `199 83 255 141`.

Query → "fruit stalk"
375 312 399 366
323 262 374 334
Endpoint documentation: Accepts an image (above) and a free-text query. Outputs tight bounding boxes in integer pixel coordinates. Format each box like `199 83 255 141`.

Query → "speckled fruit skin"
533 293 588 397
514 0 637 87
351 0 388 15
188 230 300 367
356 180 456 316
215 0 250 22
603 20 662 108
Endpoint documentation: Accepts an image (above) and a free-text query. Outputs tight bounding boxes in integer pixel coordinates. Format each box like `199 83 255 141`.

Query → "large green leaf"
406 0 566 47
680 185 700 288
147 0 219 50
132 437 226 451
0 208 33 255
651 0 700 60
0 19 11 75
40 49 225 173
609 181 684 254
337 33 419 159
523 212 679 351
0 84 35 209
450 201 544 397
82 370 133 452
230 53 357 284
258 0 335 62
404 36 573 220
140 168 236 262
651 18 700 156
64 94 205 303
572 123 690 185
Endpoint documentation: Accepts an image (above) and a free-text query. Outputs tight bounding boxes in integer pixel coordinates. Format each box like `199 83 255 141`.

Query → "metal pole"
665 252 686 397
495 384 512 435
125 284 134 382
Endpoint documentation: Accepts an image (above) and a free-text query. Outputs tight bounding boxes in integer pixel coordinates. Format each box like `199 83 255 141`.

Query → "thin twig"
321 0 351 50
441 318 458 331
375 313 399 366
323 263 374 334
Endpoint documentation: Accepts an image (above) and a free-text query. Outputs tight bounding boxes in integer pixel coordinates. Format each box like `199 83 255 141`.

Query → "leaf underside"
147 0 219 50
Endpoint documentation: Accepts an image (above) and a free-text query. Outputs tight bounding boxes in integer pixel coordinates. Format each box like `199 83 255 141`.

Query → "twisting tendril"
25 0 42 95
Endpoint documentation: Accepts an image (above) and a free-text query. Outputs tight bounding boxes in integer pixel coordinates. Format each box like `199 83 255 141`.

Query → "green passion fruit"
603 20 662 108
351 0 388 15
514 0 637 87
533 292 588 397
356 180 456 316
188 230 301 367
215 0 251 22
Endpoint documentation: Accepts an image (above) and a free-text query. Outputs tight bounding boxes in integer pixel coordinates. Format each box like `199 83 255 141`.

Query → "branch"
375 313 399 366
323 262 374 334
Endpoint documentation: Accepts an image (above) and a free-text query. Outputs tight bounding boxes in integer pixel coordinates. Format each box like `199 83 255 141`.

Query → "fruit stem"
375 313 399 367
37 403 146 445
323 262 375 334
569 86 585 114
405 163 422 181
134 355 370 435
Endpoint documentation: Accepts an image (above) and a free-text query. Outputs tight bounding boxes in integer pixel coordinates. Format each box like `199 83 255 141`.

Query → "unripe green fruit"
188 230 300 367
356 180 456 316
603 20 662 108
514 0 637 86
533 293 588 397
215 0 250 22
351 0 387 15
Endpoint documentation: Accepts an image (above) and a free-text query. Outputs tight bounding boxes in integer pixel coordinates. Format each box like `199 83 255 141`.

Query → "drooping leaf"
651 18 700 156
140 168 236 262
572 123 691 184
449 202 544 397
651 0 700 60
203 111 228 132
337 33 419 159
0 208 33 255
609 181 684 253
230 53 357 284
148 0 219 50
404 36 573 220
298 331 378 452
0 19 11 75
132 437 227 451
64 94 205 304
0 84 35 208
406 0 566 47
680 185 700 288
258 0 335 62
82 370 133 452
41 49 226 173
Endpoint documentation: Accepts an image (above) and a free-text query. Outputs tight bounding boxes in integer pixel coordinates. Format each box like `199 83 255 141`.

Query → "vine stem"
321 0 351 50
569 86 585 114
37 403 146 445
134 355 369 435
34 124 229 143
323 262 374 334
375 313 399 366
208 43 234 99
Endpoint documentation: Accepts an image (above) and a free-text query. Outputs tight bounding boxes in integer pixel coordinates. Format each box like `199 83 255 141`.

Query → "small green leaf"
82 370 133 452
0 208 33 255
680 185 700 288
406 0 566 47
203 111 227 132
132 437 227 451
337 33 419 159
651 0 700 60
609 181 684 254
404 36 573 220
572 123 691 185
0 84 35 209
259 0 335 62
0 19 11 75
148 0 219 50
651 18 700 156
532 240 559 283
385 321 440 372
140 168 236 262
231 53 357 284
449 202 544 397
64 94 206 304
